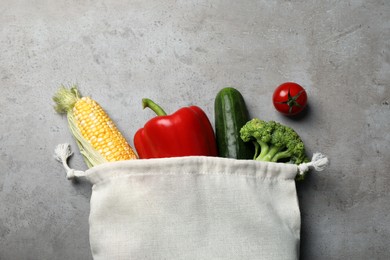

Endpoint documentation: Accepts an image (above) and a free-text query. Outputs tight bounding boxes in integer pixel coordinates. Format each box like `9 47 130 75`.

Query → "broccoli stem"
253 142 260 160
258 146 282 161
271 150 292 162
256 140 270 161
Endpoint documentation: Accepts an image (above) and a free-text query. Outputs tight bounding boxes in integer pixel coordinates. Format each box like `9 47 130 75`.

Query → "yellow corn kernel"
73 97 137 162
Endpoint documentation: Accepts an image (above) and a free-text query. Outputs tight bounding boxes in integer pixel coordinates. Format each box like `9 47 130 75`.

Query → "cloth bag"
55 144 328 260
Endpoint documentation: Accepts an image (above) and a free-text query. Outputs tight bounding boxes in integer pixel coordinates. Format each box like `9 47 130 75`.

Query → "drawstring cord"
54 143 84 179
297 152 329 176
55 143 328 179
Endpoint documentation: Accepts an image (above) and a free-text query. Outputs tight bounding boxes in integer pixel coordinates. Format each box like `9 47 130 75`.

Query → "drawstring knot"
54 143 85 179
298 152 329 176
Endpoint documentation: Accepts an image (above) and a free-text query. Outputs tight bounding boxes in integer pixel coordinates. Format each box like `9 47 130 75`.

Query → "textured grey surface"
0 0 389 259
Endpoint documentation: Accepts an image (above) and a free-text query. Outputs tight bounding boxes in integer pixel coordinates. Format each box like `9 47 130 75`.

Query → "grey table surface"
1 1 389 259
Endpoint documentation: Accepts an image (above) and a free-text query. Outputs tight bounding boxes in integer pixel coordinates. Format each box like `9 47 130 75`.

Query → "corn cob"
53 86 137 167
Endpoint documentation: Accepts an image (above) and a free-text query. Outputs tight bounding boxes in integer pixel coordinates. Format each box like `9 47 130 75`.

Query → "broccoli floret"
240 118 308 164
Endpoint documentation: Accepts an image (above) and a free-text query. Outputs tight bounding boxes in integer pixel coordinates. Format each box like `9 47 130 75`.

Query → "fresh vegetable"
134 99 218 159
214 87 254 159
272 82 307 116
53 86 137 168
240 118 308 164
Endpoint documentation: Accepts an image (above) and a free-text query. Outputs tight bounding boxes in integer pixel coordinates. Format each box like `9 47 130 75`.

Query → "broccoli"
240 118 309 164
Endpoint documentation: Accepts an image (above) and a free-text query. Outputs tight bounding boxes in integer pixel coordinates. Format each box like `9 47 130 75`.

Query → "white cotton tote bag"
55 144 328 260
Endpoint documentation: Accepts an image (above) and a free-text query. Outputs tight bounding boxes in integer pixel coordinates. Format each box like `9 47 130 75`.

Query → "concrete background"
1 0 389 259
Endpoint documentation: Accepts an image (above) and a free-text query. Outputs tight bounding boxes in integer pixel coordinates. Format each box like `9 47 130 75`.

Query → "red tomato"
272 82 307 116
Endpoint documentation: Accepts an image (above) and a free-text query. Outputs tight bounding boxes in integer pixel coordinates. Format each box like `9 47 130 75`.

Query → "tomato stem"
275 88 305 114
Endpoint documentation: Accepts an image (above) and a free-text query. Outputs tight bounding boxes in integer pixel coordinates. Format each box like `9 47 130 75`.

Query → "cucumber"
214 87 254 159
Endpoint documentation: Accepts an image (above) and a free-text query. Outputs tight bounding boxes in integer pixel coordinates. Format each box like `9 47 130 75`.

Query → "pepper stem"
142 98 167 116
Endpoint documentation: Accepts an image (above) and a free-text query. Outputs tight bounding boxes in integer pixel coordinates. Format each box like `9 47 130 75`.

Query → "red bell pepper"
134 98 218 159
